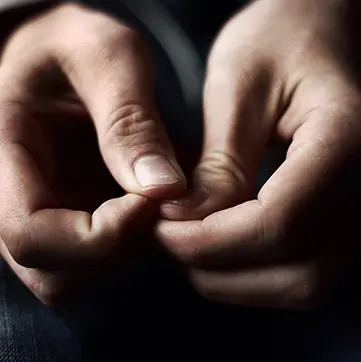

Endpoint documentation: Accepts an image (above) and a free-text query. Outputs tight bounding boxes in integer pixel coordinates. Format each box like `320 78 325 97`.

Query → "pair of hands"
1 0 361 309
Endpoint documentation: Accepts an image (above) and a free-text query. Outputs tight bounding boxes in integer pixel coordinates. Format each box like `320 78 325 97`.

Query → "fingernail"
164 184 209 208
134 155 181 188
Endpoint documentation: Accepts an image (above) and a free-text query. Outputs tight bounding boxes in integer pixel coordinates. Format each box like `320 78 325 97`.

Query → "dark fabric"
2 255 361 362
0 259 81 362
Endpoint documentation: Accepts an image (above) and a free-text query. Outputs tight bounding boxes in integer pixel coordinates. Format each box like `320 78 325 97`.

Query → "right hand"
0 3 186 304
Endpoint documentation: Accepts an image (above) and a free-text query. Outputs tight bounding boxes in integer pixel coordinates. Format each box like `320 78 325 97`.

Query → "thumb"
161 35 277 219
49 5 186 199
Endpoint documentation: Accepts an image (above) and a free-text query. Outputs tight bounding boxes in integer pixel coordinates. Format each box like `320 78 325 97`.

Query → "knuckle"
54 2 141 44
198 149 249 196
90 24 143 57
93 21 143 48
110 25 145 50
103 104 164 149
57 9 148 68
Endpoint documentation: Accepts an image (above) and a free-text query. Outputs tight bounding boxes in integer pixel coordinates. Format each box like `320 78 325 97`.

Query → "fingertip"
122 192 149 206
90 193 155 237
159 185 210 220
115 193 157 218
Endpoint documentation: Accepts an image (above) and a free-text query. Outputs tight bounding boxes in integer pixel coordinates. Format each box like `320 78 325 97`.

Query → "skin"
157 0 361 309
1 0 361 310
0 3 186 304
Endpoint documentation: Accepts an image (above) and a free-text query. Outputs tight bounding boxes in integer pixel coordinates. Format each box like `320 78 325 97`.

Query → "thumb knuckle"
102 104 165 153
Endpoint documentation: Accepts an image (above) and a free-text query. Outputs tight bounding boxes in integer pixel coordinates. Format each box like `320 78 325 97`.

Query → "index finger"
0 97 152 270
156 96 361 267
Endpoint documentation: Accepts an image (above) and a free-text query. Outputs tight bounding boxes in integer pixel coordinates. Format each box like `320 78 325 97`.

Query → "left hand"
156 0 361 310
0 3 185 304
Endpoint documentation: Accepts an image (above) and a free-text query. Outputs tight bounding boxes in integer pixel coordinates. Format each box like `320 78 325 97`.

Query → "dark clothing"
2 255 361 362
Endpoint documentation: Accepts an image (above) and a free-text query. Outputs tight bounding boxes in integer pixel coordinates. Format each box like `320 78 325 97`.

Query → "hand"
157 0 361 309
0 3 186 304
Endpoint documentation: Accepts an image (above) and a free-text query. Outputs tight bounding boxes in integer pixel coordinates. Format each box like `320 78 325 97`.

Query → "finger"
0 141 151 270
0 227 153 305
0 241 81 305
55 5 186 199
160 18 281 219
0 105 153 269
157 86 361 267
188 253 350 310
2 3 186 199
0 12 159 270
